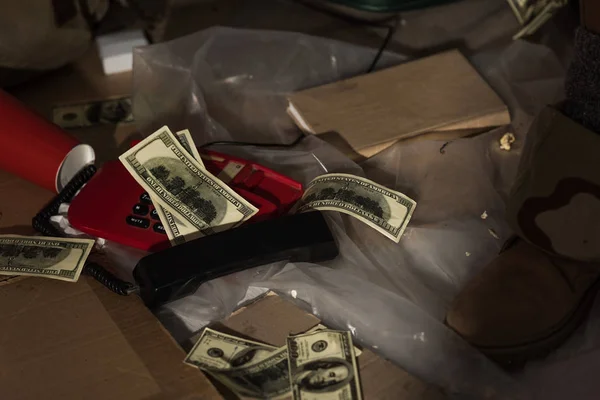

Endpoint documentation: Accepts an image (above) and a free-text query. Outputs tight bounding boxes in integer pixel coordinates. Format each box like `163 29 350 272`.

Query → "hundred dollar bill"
53 97 133 128
0 235 94 282
296 174 416 243
213 347 292 399
119 126 258 234
185 327 277 370
185 328 291 399
287 330 362 400
150 129 207 245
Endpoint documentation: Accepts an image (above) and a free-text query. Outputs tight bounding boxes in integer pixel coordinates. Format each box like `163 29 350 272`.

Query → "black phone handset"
133 211 338 307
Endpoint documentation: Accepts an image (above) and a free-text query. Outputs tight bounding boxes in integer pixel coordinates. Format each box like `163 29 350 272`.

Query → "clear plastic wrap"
123 27 575 398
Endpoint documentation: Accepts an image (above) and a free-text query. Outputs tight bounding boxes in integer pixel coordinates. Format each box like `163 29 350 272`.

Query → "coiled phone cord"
32 164 135 296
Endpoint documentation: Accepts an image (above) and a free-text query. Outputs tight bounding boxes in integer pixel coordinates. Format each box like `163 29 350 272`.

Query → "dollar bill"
287 330 362 400
185 328 290 399
53 97 133 128
119 126 258 234
296 174 416 243
0 235 94 282
214 347 292 399
184 327 277 370
150 129 207 245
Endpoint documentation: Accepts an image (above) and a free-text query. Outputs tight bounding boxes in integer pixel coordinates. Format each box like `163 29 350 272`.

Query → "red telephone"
68 150 304 251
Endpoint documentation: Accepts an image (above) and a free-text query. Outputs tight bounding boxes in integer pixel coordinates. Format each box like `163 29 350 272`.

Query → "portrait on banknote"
293 358 354 393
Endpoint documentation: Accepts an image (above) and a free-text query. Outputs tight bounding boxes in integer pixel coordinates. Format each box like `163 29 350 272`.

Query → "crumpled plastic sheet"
114 26 577 398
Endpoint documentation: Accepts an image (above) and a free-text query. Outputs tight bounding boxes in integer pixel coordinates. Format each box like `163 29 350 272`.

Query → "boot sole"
475 274 600 368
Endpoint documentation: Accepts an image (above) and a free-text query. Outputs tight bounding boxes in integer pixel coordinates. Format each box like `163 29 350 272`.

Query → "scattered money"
185 327 364 400
150 129 207 245
119 126 258 235
53 97 133 128
0 235 94 282
288 329 362 400
296 174 416 243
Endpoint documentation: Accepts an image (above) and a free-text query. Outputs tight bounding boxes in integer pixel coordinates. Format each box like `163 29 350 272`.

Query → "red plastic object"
0 90 81 192
68 150 303 251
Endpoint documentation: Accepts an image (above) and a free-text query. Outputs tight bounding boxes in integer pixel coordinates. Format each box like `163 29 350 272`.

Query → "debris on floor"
500 132 516 151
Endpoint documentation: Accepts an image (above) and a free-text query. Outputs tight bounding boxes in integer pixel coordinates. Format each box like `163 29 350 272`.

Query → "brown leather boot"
446 240 600 366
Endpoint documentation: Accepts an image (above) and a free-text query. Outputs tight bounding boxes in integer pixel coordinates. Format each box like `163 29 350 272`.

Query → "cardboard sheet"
288 50 510 160
0 171 221 399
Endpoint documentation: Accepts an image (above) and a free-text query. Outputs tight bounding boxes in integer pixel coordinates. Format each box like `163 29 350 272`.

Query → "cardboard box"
288 50 509 160
193 293 446 400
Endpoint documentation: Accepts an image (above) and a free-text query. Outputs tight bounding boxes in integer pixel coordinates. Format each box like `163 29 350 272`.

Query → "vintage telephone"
67 149 305 252
0 90 337 307
33 149 338 307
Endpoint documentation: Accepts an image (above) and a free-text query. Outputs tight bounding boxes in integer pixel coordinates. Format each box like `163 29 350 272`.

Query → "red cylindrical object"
0 90 93 192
